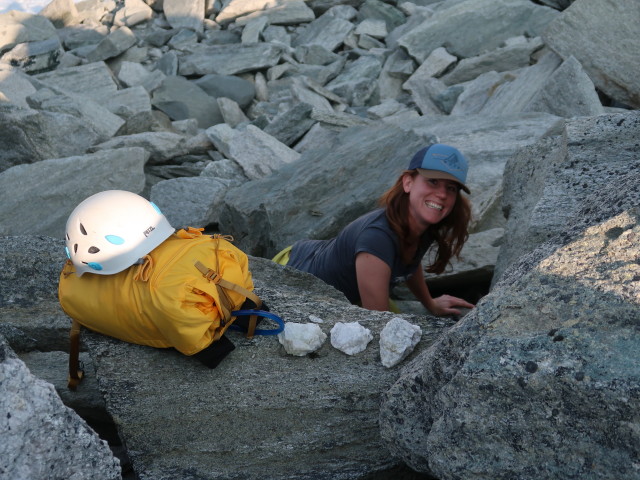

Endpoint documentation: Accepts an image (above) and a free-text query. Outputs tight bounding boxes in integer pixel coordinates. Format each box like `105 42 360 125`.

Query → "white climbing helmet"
64 190 175 276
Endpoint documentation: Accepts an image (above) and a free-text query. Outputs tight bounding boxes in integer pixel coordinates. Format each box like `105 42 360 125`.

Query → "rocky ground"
1 0 639 478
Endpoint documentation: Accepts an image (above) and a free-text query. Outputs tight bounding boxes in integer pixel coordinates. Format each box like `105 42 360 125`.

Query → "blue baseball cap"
408 144 470 193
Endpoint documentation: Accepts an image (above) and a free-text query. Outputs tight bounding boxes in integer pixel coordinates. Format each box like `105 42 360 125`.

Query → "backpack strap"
68 319 84 390
194 261 262 338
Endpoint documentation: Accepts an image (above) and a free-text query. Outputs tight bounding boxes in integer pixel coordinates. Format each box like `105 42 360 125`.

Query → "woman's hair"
379 170 471 273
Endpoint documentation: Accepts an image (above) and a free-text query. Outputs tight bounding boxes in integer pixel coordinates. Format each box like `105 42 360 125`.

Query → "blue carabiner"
229 309 285 336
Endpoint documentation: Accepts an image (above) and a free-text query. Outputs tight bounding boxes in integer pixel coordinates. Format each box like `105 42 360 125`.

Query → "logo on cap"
430 151 464 172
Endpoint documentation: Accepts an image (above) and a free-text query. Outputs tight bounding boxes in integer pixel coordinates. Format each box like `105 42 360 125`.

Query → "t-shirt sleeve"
354 225 397 269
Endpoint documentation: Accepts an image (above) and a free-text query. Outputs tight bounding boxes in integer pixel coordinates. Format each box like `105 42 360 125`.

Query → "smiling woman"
273 144 475 316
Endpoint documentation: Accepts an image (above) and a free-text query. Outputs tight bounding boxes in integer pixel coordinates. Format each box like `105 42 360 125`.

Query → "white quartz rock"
379 317 422 368
278 322 327 356
330 322 373 355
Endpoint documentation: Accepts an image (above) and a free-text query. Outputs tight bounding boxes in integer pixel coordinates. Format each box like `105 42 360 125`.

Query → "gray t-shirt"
288 209 432 304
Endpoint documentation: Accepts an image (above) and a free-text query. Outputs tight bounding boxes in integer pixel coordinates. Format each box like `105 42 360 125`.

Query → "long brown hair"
379 170 471 273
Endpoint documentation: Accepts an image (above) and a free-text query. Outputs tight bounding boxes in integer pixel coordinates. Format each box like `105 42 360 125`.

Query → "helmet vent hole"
88 246 100 254
73 244 78 253
80 223 87 235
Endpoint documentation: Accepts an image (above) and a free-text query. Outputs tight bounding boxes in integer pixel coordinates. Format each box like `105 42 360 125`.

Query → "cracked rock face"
380 200 640 478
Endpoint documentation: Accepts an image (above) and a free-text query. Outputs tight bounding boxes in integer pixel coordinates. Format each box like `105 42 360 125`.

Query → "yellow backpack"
59 227 276 389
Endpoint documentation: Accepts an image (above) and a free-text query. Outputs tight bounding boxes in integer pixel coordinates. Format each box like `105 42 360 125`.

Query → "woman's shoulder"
350 209 397 244
353 208 388 228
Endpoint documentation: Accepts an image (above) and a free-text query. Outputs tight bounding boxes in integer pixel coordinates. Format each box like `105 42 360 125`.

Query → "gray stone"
240 15 268 44
291 57 347 86
0 235 64 311
200 158 248 180
355 18 387 39
290 78 335 113
167 28 199 50
449 70 516 116
293 44 341 66
367 98 406 119
377 47 414 101
18 350 110 426
441 36 544 86
325 54 382 106
356 33 385 50
403 48 457 114
524 55 605 118
85 25 137 63
115 109 177 135
234 0 315 26
39 0 80 27
432 84 464 114
309 108 373 129
0 105 100 173
357 0 406 31
193 73 256 109
542 0 640 108
398 0 558 63
384 4 432 50
172 118 201 135
494 110 640 285
179 42 284 75
101 85 153 118
408 76 448 115
0 337 121 480
380 204 640 479
58 24 108 50
0 10 57 52
56 51 83 68
154 50 178 76
410 46 456 79
163 0 205 32
151 75 224 128
202 28 241 45
117 60 152 87
216 96 249 127
292 122 340 154
263 101 316 146
478 51 563 115
0 36 64 74
150 176 240 227
26 87 125 141
0 64 36 108
215 0 278 24
34 61 119 103
205 123 301 180
74 0 117 24
145 27 177 47
0 147 147 237
89 131 195 165
292 10 355 52
113 0 154 27
261 25 291 46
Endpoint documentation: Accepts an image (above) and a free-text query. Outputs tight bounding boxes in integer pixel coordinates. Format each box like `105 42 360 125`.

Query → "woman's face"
403 173 459 231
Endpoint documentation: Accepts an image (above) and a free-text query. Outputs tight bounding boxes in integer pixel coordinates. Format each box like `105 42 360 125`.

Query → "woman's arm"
406 266 475 316
355 252 392 311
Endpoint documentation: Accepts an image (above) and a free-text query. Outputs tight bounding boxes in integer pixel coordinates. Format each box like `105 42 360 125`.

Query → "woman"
274 144 475 316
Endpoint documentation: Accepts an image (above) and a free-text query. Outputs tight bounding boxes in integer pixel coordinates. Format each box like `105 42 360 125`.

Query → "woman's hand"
427 294 475 317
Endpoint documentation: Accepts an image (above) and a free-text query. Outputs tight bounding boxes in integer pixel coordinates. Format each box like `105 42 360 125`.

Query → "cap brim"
417 169 470 194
